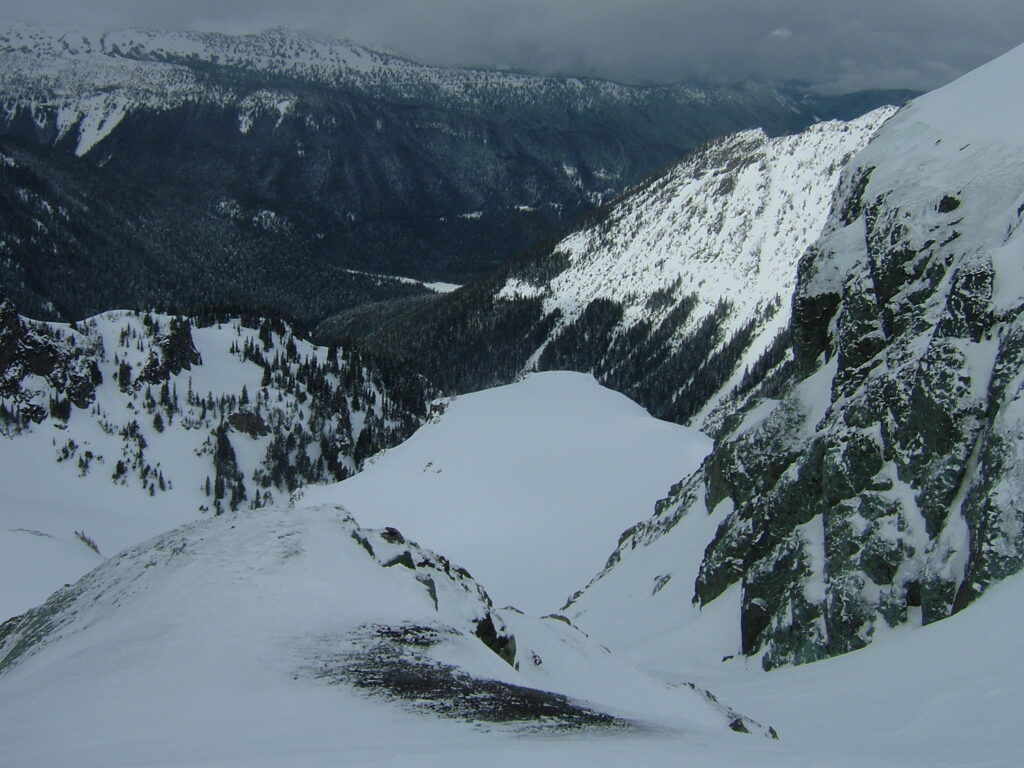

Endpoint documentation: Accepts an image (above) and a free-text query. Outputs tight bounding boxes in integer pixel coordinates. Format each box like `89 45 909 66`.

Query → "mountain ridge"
334 107 896 432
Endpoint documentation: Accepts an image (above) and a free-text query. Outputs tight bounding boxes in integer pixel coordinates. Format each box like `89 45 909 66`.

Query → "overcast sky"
3 0 1022 93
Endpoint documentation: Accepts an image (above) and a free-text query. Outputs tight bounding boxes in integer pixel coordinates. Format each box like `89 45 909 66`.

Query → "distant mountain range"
0 22 914 323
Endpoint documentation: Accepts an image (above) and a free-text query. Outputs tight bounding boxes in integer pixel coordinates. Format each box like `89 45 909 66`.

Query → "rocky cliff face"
568 42 1024 668
0 23 913 321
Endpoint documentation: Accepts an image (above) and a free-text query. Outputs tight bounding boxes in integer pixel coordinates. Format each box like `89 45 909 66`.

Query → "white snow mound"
301 371 712 614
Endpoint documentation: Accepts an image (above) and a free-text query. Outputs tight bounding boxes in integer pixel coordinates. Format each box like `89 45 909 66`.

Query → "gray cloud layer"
4 0 1022 93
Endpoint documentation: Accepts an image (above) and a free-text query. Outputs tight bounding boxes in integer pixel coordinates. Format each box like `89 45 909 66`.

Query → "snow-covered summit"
301 371 712 614
854 40 1024 205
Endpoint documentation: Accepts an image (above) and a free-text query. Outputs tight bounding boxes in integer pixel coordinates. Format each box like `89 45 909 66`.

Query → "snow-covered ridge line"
0 501 776 767
0 21 756 110
494 106 896 428
0 18 848 161
0 504 515 676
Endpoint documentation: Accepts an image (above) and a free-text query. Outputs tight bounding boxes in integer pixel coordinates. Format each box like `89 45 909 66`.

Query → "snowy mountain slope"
502 107 896 429
300 372 712 614
347 107 894 430
498 109 893 329
0 504 775 768
567 40 1024 670
703 573 1024 767
0 23 913 320
1 410 1018 767
0 290 431 618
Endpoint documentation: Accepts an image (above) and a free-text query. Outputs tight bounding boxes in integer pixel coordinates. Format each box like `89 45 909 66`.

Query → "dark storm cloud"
4 0 1023 93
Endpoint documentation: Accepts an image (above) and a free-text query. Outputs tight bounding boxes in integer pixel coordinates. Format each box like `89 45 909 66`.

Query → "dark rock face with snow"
0 24 912 322
136 317 201 384
0 287 97 421
570 42 1024 668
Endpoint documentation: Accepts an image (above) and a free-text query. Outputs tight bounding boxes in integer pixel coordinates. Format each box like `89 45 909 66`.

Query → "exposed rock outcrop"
569 41 1024 669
